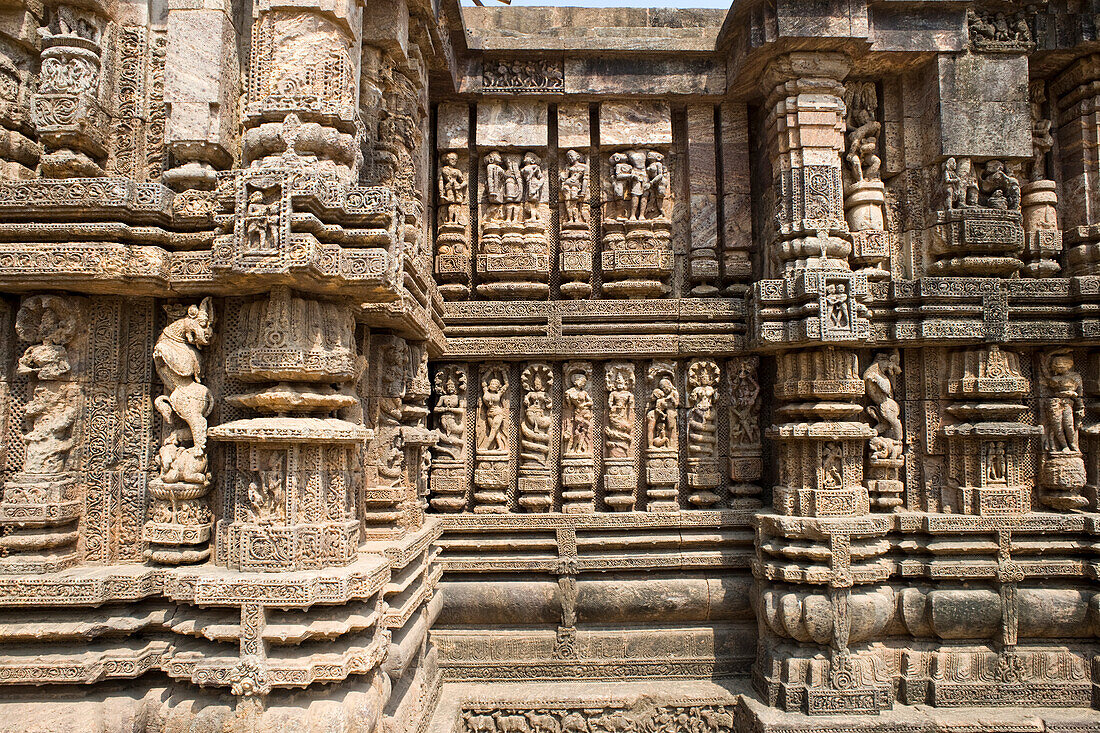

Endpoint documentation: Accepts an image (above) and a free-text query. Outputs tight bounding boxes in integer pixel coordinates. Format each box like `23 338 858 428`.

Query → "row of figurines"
436 148 670 232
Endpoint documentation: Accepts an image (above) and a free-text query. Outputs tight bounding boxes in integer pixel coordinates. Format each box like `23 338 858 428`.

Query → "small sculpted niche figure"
478 370 509 453
484 151 506 221
563 368 593 456
1041 351 1085 454
647 376 679 451
560 150 588 225
502 156 523 223
825 283 850 330
437 151 468 227
646 151 668 218
521 152 544 223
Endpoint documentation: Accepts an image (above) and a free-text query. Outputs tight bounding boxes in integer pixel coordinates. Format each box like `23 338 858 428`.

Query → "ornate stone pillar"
752 52 891 714
561 361 595 512
241 0 361 183
161 0 238 189
32 3 111 178
209 288 366 571
1053 54 1100 275
0 0 42 179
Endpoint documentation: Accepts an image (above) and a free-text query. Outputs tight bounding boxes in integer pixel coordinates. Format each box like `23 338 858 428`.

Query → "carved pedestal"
1021 180 1062 277
929 207 1025 277
845 181 889 279
601 217 673 298
0 474 81 573
473 455 508 513
559 223 592 299
144 477 213 565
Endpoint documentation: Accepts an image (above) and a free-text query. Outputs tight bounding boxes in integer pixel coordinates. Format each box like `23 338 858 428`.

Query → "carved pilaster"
643 360 679 512
603 361 636 511
0 294 84 572
561 361 595 513
473 364 510 512
558 104 593 299
210 288 365 571
161 0 238 189
436 103 471 301
430 364 468 512
517 362 552 511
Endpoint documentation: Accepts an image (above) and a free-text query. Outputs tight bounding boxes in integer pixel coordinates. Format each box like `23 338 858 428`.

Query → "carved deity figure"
942 157 966 210
478 368 510 453
244 189 280 251
864 351 902 442
502 156 523 223
438 151 468 226
563 366 593 456
646 374 679 451
433 366 467 462
729 358 761 446
560 150 589 225
23 381 80 475
153 298 215 457
519 364 552 468
521 152 544 223
611 151 647 221
15 294 77 381
986 442 1008 483
484 151 506 222
687 360 719 459
1030 87 1054 182
605 365 635 458
1040 351 1085 454
376 341 408 428
843 81 881 183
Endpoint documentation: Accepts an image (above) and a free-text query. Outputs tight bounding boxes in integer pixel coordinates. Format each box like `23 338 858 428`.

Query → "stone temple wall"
2 0 1100 731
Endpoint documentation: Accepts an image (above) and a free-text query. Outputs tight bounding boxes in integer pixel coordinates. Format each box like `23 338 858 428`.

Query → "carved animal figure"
493 712 531 733
153 298 215 453
526 712 561 733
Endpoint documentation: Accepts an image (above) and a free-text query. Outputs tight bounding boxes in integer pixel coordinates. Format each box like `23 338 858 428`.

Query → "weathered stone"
1 1 1100 731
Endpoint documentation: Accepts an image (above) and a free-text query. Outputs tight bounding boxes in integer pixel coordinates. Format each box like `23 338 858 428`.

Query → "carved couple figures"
152 298 215 501
610 149 667 221
485 150 544 224
942 158 1021 211
646 370 679 451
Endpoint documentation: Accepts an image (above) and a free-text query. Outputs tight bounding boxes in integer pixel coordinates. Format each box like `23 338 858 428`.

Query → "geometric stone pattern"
2 1 1100 732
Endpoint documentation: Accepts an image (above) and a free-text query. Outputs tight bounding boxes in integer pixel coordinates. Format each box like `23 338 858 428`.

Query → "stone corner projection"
0 0 1098 731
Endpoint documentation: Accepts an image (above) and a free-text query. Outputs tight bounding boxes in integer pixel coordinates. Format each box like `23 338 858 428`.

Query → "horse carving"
154 298 215 455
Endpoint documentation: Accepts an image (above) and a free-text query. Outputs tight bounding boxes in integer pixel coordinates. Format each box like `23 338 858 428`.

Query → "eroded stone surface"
0 0 1099 731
